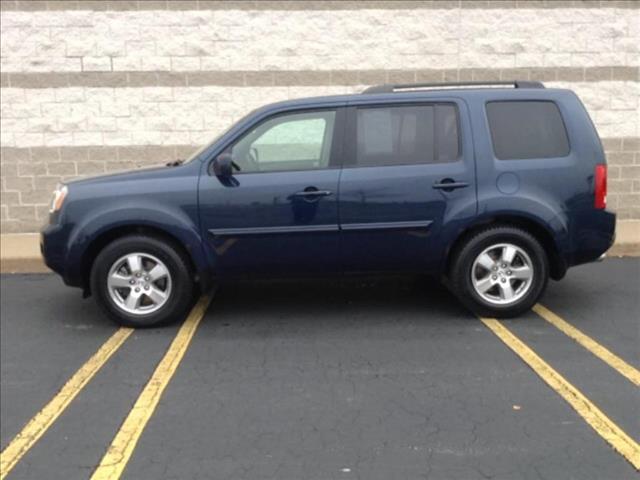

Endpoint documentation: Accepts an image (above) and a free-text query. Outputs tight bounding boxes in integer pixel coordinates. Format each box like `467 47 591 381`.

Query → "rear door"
338 99 477 273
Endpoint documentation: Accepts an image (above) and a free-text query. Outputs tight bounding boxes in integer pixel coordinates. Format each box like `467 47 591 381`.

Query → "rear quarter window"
486 101 570 160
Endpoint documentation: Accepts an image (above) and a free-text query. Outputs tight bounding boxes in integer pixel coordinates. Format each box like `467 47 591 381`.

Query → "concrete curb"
0 234 49 274
608 220 640 258
1 221 639 274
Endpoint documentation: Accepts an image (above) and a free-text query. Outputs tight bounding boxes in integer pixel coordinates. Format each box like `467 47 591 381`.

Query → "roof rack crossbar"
362 80 544 94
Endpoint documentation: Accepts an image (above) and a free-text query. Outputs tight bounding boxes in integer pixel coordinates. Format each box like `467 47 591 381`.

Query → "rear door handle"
432 179 469 192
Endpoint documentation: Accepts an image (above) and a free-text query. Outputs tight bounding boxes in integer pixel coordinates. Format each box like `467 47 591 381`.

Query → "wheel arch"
445 214 567 281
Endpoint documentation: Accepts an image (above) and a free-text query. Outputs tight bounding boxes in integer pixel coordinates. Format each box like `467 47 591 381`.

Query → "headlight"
49 184 68 213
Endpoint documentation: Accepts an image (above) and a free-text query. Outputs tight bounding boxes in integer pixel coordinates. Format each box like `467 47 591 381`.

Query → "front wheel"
90 235 195 328
449 226 549 318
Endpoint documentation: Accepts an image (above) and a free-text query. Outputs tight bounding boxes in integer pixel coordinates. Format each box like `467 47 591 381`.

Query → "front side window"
230 110 336 173
354 104 460 167
486 101 570 160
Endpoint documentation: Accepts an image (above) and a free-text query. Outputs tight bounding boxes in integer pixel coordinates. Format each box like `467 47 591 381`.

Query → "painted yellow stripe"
90 294 212 480
480 317 640 470
0 327 133 480
533 304 640 387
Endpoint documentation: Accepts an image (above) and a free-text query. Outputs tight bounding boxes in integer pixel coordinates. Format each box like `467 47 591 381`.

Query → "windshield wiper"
166 159 184 167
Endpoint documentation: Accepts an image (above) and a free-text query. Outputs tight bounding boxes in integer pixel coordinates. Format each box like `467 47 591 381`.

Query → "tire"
90 235 195 328
449 226 549 318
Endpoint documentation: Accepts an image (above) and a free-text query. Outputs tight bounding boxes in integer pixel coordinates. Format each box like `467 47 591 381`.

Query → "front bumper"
40 222 77 286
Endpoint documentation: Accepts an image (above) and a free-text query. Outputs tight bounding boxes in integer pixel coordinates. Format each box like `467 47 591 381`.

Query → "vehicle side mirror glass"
212 153 234 177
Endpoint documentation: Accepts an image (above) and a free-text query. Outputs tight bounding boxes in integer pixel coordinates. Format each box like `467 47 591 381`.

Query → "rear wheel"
91 235 194 327
449 226 549 318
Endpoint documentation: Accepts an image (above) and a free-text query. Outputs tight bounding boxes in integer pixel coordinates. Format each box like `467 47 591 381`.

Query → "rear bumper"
567 210 616 267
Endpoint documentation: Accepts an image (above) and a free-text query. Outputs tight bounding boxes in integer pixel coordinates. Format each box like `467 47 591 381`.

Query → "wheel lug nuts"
507 270 512 275
501 278 506 283
144 285 149 290
144 276 150 281
492 266 498 271
136 272 141 277
501 264 507 268
492 275 497 280
129 279 135 285
135 287 140 292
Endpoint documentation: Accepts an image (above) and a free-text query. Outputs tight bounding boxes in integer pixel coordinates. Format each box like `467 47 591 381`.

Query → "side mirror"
212 153 234 177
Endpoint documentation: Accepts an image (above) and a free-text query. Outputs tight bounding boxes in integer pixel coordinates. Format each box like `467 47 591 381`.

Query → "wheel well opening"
81 225 198 294
446 216 566 280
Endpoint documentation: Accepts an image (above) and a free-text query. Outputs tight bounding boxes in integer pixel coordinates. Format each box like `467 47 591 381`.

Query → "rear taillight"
594 164 607 210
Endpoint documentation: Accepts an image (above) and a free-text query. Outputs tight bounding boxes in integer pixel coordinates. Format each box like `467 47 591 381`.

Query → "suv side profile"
41 81 615 327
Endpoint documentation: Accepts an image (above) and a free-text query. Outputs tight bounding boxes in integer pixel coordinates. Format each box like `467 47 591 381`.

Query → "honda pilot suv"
41 81 615 327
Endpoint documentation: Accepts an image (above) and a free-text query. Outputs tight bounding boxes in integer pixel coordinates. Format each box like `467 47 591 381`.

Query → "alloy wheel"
106 252 172 315
471 243 534 306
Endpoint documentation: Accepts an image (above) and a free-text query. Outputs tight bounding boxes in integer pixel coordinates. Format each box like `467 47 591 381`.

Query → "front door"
199 108 344 276
339 101 477 273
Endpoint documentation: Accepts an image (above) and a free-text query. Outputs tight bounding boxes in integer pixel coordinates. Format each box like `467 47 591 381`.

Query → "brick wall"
1 0 639 232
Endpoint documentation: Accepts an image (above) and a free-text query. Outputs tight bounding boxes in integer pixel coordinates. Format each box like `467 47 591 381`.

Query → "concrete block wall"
1 0 639 232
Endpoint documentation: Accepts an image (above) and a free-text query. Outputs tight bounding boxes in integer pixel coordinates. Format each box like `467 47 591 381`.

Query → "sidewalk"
2 221 639 274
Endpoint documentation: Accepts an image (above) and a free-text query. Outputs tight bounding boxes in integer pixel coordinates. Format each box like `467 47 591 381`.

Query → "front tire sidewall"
91 236 194 328
453 228 548 318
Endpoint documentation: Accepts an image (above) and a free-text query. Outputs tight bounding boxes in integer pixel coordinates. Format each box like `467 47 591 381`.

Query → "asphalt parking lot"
1 259 639 480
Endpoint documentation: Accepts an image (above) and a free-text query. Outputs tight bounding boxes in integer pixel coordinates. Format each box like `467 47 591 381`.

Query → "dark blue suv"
41 81 615 327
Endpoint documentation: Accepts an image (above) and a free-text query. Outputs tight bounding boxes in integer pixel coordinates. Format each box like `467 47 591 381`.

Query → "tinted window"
435 104 459 162
231 110 336 172
486 101 570 160
355 104 459 167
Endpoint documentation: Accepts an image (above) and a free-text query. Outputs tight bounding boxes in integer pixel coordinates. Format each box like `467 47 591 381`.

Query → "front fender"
64 201 213 287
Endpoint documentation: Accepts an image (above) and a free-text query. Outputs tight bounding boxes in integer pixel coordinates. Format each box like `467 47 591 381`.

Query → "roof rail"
361 80 545 94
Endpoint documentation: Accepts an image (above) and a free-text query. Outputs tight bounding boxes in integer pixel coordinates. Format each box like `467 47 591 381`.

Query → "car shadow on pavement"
207 275 472 334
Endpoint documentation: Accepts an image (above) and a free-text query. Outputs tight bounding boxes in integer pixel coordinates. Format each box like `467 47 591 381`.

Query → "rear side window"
486 101 570 160
355 104 460 167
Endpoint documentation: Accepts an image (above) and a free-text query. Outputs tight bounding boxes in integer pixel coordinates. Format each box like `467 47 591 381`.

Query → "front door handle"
432 179 469 192
292 189 333 198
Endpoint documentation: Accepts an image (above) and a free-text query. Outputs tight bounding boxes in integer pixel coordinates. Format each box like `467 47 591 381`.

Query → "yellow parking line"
90 294 213 480
533 304 640 387
480 317 640 470
0 327 133 480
